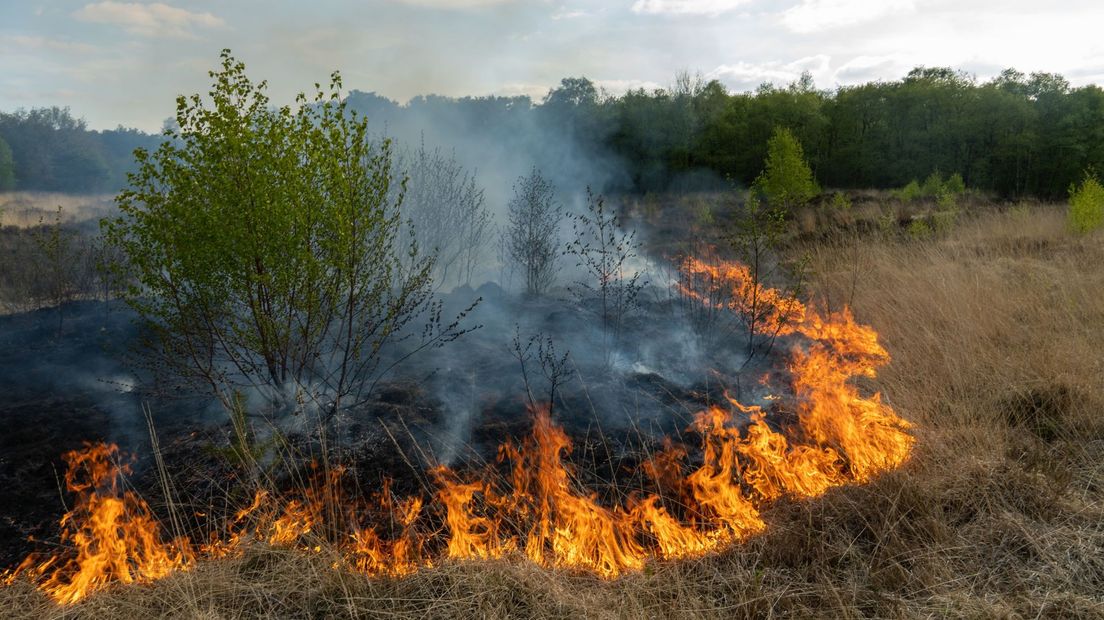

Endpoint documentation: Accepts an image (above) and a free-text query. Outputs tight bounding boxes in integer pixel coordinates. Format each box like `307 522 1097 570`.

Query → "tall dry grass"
3 205 1103 618
0 192 114 229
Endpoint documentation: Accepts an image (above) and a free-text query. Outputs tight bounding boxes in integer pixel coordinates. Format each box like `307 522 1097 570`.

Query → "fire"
0 443 193 604
3 256 914 604
677 256 807 336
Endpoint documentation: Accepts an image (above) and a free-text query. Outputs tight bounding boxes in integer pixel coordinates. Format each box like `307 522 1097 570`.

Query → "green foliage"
1068 171 1104 233
908 218 933 240
103 50 464 421
945 172 966 195
617 65 1103 199
828 191 852 211
693 200 715 227
0 106 127 193
897 180 922 202
937 190 958 211
0 135 14 191
931 210 958 234
5 64 1104 200
753 127 819 211
898 170 967 210
921 171 944 197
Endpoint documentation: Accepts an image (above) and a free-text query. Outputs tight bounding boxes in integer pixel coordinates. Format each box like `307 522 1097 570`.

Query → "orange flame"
1 443 192 604
4 255 914 604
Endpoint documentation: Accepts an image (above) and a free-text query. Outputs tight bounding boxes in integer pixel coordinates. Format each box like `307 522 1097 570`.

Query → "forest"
2 66 1102 199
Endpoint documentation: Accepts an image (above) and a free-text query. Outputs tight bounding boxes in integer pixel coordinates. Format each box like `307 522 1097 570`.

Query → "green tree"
944 172 966 195
104 51 469 422
0 107 111 192
753 126 819 211
920 171 944 197
1068 171 1104 233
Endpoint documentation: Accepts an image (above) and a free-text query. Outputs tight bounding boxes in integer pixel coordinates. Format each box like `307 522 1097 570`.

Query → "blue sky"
2 0 1102 131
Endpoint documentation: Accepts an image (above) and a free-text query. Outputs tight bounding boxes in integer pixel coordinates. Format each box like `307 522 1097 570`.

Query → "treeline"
0 107 159 193
345 67 1104 199
2 66 1103 199
675 67 1104 199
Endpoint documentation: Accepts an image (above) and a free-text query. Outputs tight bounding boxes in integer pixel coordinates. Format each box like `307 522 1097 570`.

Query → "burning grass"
3 204 1104 618
2 250 913 603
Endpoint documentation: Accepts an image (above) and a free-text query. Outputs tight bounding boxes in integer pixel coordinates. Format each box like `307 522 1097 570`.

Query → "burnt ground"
0 301 208 566
0 287 788 568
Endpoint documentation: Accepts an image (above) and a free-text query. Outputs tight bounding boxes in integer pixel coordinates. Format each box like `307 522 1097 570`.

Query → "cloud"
493 82 551 100
631 0 752 16
0 35 99 56
832 55 909 83
73 2 224 39
552 8 589 19
595 78 663 95
707 55 832 91
389 0 518 7
781 0 914 33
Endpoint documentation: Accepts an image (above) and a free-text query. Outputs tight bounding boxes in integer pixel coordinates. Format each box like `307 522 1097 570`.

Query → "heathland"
2 193 1101 618
1 58 1103 619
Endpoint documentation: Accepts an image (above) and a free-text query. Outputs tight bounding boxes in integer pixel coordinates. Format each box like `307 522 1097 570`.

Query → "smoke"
346 89 628 219
2 87 768 473
366 266 791 465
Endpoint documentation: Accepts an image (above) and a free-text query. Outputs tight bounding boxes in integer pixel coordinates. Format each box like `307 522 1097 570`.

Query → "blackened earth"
0 288 793 568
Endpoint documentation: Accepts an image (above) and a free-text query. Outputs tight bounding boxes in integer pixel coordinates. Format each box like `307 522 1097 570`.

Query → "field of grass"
2 202 1102 619
0 192 114 229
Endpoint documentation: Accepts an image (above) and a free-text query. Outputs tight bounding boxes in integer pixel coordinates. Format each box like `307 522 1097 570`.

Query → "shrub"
944 172 966 195
921 171 944 198
828 191 852 211
897 180 922 202
694 200 715 227
908 218 932 240
931 210 957 234
752 127 819 212
936 191 958 212
398 142 491 289
104 51 470 422
502 168 561 295
1068 171 1104 234
935 172 966 211
897 172 966 204
565 189 645 363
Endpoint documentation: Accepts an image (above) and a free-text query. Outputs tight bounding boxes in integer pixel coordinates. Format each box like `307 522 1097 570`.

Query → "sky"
1 0 1102 131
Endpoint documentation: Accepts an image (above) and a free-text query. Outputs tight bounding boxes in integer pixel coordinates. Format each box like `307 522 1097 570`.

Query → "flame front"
3 256 914 604
0 443 193 604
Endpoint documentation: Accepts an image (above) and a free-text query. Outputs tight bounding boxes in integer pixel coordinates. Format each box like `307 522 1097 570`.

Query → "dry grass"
3 205 1104 618
0 193 122 313
0 192 114 229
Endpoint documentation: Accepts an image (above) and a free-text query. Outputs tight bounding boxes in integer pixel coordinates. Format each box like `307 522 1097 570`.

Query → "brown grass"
0 192 114 229
3 204 1104 619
